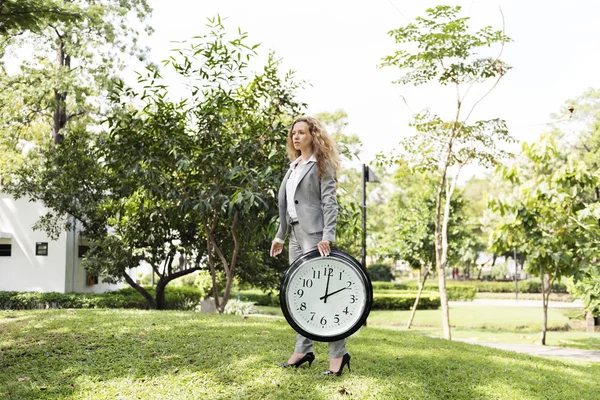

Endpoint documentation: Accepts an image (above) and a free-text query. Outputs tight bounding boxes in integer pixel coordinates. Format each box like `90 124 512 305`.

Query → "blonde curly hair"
286 116 340 180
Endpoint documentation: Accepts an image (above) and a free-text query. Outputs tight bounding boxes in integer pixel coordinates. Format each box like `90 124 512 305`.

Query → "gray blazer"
275 162 338 243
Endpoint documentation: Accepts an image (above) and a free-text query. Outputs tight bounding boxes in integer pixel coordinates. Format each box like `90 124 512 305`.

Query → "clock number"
334 314 340 324
320 316 327 325
346 281 352 289
350 295 357 303
299 302 306 311
324 267 333 277
342 306 349 315
313 270 321 279
302 279 313 288
339 271 343 280
310 312 316 321
296 289 304 298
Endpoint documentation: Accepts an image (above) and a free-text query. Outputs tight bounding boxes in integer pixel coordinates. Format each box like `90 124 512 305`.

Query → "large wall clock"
280 249 373 342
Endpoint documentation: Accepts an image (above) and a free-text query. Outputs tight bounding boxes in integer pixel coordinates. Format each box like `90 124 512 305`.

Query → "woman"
270 116 351 376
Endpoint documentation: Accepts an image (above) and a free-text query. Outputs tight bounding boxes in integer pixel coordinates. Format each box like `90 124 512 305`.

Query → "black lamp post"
361 164 379 269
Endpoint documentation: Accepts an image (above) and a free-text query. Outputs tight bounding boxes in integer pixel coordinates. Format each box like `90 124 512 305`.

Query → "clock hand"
319 286 349 301
323 272 331 304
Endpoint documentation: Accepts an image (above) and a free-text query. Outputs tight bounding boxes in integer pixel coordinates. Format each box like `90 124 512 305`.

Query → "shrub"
137 270 153 285
173 271 199 287
367 264 394 282
373 279 568 294
194 270 228 295
371 282 409 291
371 282 476 301
445 286 477 301
235 290 280 307
227 289 443 311
467 280 567 293
490 263 508 280
163 286 204 310
0 286 205 311
519 280 567 294
372 293 440 310
223 299 258 316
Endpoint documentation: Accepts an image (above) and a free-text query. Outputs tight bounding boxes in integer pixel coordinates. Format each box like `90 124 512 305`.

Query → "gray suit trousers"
288 223 347 359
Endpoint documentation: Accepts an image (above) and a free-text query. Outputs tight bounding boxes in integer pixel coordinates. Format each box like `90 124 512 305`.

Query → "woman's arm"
320 167 338 243
271 173 289 257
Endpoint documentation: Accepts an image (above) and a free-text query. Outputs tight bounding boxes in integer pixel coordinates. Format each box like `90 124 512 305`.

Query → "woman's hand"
317 240 331 257
270 241 283 257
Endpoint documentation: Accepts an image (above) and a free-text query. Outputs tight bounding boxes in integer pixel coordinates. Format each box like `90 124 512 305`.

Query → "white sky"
8 0 598 178
143 0 600 172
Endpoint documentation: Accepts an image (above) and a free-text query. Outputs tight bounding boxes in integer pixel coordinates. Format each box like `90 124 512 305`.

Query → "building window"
86 274 99 286
0 244 11 257
78 245 90 258
35 242 48 256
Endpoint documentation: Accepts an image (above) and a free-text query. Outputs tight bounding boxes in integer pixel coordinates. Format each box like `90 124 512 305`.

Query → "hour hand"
319 286 348 301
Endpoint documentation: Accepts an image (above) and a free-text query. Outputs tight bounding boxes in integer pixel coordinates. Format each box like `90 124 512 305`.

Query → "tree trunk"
204 217 222 312
434 98 462 340
595 186 600 227
220 211 239 311
436 171 459 340
438 211 451 339
123 271 157 309
540 268 548 345
434 164 449 339
406 267 430 329
155 280 167 310
155 264 200 311
53 34 69 144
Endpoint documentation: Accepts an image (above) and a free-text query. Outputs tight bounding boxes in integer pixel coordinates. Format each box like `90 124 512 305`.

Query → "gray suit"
275 162 338 243
276 161 347 359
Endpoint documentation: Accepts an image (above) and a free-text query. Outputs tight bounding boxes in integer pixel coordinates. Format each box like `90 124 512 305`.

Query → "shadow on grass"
1 310 599 399
351 327 599 399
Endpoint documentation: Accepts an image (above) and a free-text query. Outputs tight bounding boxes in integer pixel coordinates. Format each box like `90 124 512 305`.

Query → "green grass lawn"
366 308 600 350
257 305 600 351
474 292 574 302
1 310 599 400
367 307 574 330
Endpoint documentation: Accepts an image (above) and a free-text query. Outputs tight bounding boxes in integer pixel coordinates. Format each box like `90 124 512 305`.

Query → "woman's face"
291 121 313 154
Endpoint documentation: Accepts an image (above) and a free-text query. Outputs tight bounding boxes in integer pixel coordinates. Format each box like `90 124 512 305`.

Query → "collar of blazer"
289 154 317 168
286 155 317 188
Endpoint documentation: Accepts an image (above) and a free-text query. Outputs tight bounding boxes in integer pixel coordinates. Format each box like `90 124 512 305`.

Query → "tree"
544 88 600 320
0 0 151 182
570 270 600 318
0 0 80 42
7 18 303 310
314 109 363 259
367 264 394 282
460 176 496 278
0 0 80 181
362 166 395 264
381 160 477 329
489 134 600 344
381 5 512 339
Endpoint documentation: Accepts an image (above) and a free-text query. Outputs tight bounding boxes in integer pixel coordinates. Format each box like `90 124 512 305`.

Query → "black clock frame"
279 249 373 342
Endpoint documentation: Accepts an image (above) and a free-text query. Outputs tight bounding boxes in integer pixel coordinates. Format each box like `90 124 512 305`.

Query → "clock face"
280 250 373 342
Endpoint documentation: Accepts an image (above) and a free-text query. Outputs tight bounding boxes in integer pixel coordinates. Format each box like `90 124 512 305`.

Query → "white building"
0 192 129 293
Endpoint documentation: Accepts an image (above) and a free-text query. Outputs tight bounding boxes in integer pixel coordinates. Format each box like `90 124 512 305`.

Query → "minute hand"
319 286 349 301
323 273 331 304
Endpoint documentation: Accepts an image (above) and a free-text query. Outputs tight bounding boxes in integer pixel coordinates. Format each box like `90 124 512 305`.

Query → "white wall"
0 193 131 293
68 228 133 293
0 193 67 292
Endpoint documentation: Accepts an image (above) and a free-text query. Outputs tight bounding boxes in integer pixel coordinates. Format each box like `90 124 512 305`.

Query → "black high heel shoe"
323 353 351 376
277 352 315 368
